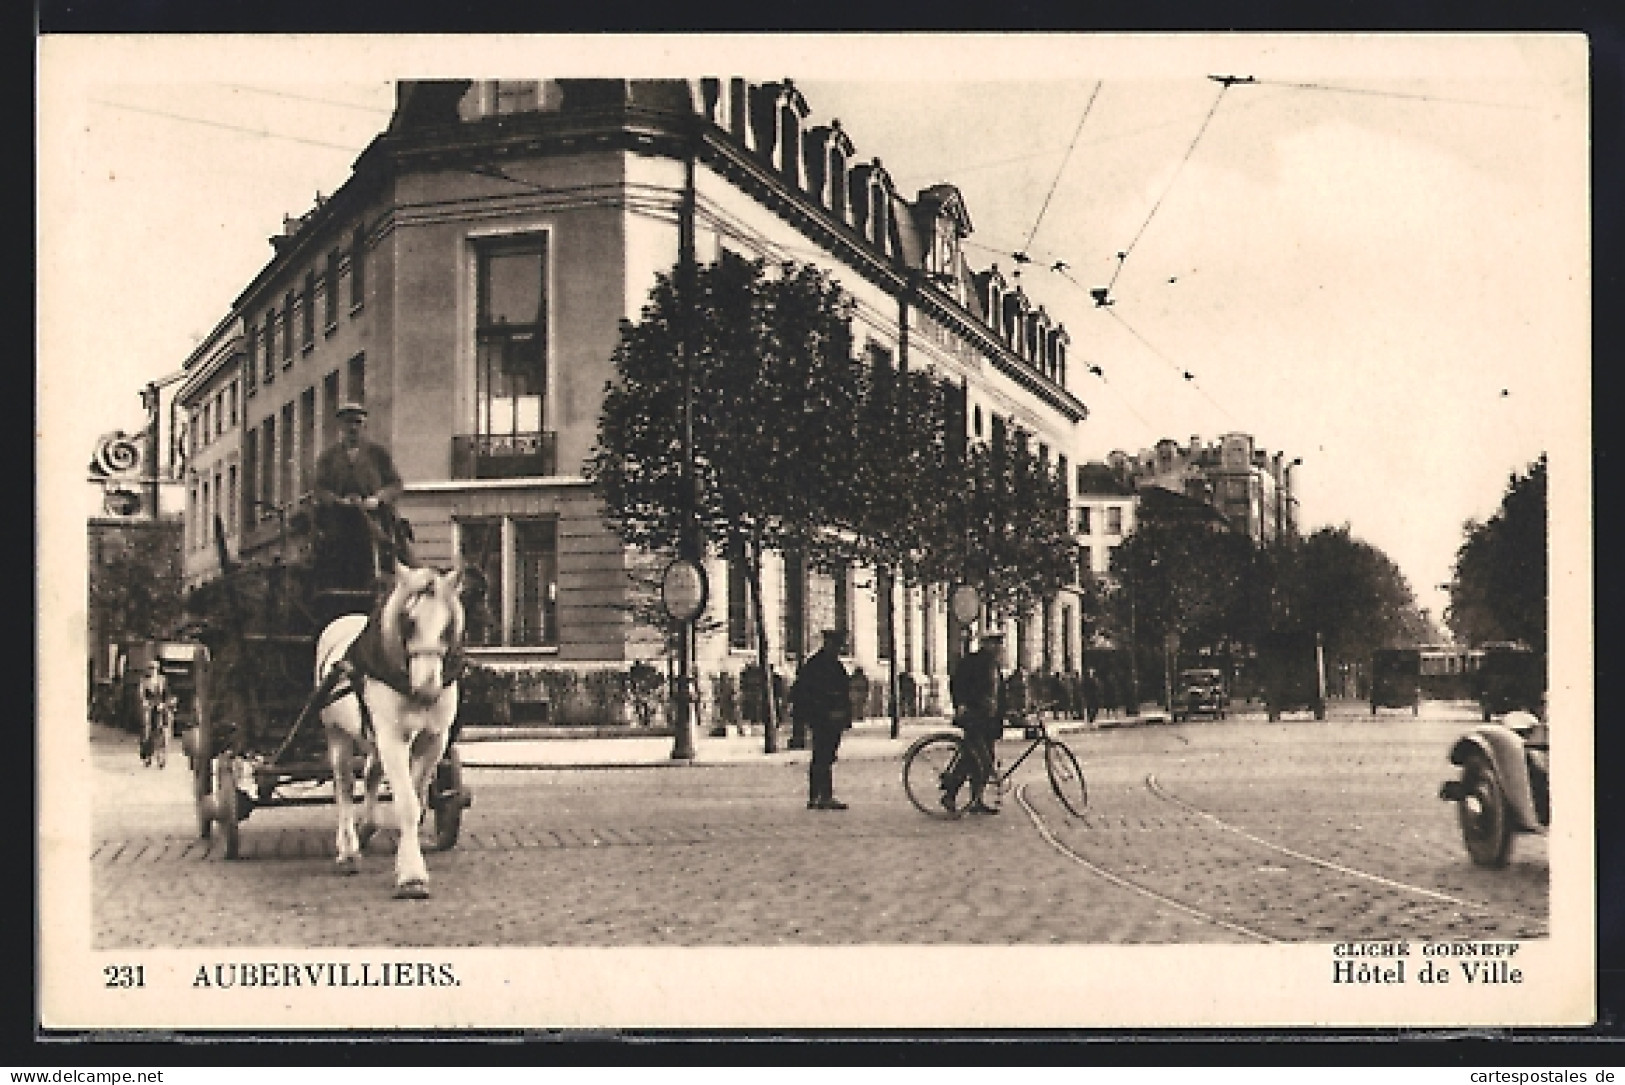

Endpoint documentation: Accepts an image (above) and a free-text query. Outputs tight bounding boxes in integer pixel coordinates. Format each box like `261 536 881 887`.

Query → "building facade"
175 317 245 587
181 78 1091 713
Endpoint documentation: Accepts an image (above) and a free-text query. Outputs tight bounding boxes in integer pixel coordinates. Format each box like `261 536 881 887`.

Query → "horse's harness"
320 588 466 744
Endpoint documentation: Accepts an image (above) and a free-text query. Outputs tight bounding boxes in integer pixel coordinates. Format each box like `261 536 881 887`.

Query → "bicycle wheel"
1044 739 1088 816
903 733 982 819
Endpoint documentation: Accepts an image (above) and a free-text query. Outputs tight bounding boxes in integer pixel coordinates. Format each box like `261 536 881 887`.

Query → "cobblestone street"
91 704 1548 949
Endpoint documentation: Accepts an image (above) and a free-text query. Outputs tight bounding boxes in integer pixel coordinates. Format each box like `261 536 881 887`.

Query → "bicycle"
903 703 1087 818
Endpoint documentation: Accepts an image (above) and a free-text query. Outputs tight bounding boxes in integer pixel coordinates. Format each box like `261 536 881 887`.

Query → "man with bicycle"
945 631 1007 814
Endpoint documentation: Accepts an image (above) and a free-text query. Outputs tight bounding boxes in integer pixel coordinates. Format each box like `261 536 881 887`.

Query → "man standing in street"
313 401 412 588
792 629 853 810
946 631 1007 814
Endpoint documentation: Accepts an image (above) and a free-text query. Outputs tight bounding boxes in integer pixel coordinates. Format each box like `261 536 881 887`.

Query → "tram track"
1012 769 1549 942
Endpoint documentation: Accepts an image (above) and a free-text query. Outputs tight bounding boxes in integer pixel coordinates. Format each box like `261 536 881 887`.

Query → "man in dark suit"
792 629 853 810
946 631 1007 814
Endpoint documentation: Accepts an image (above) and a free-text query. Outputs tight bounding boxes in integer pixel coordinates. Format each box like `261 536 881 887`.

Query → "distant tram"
1418 645 1480 702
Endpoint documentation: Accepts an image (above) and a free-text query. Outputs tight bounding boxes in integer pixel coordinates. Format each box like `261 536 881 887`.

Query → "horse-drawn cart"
184 519 471 864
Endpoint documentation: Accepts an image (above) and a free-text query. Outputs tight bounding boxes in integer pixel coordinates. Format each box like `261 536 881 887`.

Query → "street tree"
941 425 1077 631
588 252 866 752
1445 455 1547 653
826 362 965 736
1272 525 1431 680
1105 518 1255 707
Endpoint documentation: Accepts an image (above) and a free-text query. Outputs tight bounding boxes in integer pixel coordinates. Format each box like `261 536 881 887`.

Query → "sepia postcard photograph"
37 32 1594 1032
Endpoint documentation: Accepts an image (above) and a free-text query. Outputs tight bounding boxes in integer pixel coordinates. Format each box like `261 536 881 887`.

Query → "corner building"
193 79 1089 716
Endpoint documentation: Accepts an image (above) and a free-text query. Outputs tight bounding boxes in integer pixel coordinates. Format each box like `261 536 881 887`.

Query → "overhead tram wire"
1016 82 1103 265
1103 306 1241 427
1247 78 1531 110
1104 76 1244 297
221 84 394 114
90 99 367 153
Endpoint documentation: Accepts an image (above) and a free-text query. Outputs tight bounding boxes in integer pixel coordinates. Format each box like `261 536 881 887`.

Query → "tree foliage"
90 522 186 644
1446 455 1547 653
1273 525 1430 663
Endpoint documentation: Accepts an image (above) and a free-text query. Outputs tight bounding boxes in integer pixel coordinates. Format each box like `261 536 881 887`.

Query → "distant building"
1074 433 1299 558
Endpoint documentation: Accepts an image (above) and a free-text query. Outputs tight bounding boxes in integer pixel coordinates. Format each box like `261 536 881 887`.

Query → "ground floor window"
727 554 753 650
457 515 558 648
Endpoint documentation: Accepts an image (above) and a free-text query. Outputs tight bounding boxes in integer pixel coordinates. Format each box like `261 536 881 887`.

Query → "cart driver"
313 401 415 586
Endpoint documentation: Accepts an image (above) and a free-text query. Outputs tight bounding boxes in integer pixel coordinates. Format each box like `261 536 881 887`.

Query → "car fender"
1449 726 1542 833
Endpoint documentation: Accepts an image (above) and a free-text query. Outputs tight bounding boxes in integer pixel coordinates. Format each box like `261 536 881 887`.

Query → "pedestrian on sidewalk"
791 629 852 810
1083 667 1102 724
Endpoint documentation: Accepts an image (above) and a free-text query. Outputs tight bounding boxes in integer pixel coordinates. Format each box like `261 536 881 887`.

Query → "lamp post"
668 119 703 762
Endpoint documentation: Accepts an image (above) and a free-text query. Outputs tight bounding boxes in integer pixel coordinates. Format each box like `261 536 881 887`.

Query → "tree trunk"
746 534 779 754
885 564 901 739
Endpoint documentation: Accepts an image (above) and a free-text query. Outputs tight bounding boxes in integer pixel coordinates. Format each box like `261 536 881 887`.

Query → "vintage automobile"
1439 707 1549 867
1476 641 1544 721
1172 667 1228 722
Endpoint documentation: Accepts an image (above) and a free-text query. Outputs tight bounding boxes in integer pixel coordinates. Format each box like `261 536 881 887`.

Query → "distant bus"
1476 641 1544 721
1417 645 1479 701
1370 648 1421 714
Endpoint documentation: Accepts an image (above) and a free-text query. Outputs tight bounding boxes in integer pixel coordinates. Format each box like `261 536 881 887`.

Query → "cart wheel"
1457 750 1513 868
431 748 466 851
216 755 241 860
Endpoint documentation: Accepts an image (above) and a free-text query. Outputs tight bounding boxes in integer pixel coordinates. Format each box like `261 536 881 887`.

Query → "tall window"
302 272 316 349
199 477 210 551
263 311 277 384
187 483 198 551
245 329 259 396
515 519 558 647
475 236 548 449
346 354 365 405
782 549 806 658
832 560 851 647
299 388 317 494
1106 506 1123 535
243 429 258 527
1077 506 1092 534
350 226 366 309
282 291 295 365
727 554 752 650
214 391 224 437
226 463 238 538
226 381 237 427
457 519 503 648
279 403 296 504
325 250 340 328
322 371 340 449
875 566 893 660
260 417 276 510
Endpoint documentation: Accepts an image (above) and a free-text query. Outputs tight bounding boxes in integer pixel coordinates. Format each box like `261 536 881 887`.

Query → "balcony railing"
452 431 557 480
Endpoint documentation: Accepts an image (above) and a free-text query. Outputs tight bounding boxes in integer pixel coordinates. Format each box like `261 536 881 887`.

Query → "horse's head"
381 562 464 701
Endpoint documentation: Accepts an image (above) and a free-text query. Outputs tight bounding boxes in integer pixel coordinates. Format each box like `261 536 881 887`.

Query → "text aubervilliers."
192 961 460 988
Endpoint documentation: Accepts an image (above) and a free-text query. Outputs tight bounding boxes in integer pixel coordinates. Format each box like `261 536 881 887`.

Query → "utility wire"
1107 81 1231 294
91 99 366 153
222 83 393 114
1250 78 1529 110
1020 81 1102 257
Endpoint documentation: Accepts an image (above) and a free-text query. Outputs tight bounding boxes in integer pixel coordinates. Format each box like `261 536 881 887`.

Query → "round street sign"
949 583 981 624
660 558 709 624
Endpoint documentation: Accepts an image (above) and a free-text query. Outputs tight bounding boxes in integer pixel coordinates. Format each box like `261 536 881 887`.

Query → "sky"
39 34 1589 627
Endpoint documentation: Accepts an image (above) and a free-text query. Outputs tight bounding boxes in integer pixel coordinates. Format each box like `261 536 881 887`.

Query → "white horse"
315 563 463 899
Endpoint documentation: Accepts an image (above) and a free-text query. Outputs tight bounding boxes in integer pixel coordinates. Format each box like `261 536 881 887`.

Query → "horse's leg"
328 730 361 874
357 747 384 851
375 727 430 898
408 728 449 833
